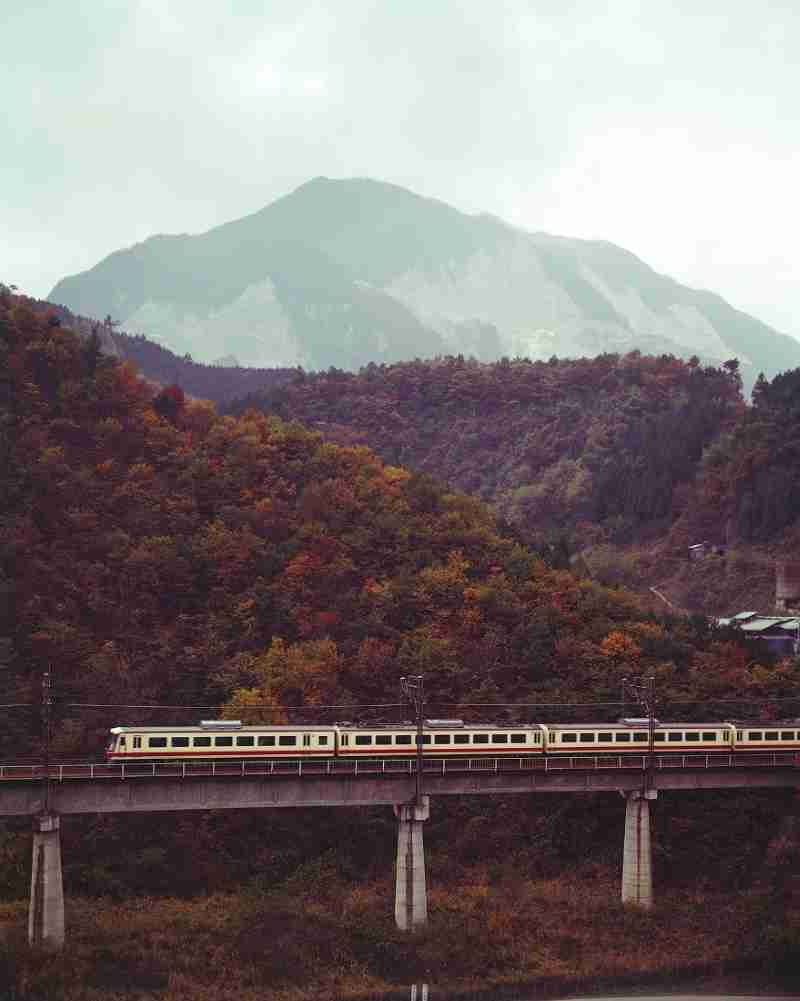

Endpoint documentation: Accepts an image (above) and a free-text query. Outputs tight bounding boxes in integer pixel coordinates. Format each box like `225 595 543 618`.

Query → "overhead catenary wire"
3 696 800 712
440 696 800 708
64 702 408 711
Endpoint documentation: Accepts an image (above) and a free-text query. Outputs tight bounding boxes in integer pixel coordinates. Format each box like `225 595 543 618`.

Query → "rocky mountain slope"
49 178 800 388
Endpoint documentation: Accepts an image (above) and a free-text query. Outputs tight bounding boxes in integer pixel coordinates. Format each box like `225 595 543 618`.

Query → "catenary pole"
400 675 424 805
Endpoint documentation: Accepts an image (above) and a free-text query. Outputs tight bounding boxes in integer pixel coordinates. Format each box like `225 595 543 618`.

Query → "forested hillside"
0 291 760 751
228 353 744 550
575 365 800 617
1 288 297 406
676 368 800 546
4 286 799 762
227 352 800 616
3 289 800 998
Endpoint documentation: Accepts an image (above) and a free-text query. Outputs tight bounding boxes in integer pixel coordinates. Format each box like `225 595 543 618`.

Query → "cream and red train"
105 718 800 762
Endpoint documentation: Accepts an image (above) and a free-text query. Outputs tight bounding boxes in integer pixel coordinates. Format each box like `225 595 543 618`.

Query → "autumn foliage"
228 352 744 549
0 290 793 760
2 289 800 996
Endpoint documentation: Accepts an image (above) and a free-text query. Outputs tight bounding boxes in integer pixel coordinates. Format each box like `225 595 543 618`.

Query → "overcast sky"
4 0 799 336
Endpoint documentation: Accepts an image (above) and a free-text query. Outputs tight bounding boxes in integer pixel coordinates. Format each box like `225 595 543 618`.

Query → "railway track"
1 751 798 782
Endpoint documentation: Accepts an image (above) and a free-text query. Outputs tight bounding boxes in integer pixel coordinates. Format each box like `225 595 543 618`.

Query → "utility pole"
400 675 424 805
622 675 656 791
42 669 53 813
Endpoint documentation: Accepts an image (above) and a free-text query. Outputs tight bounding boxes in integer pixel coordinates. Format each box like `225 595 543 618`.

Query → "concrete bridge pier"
394 796 429 931
28 812 65 950
621 790 656 909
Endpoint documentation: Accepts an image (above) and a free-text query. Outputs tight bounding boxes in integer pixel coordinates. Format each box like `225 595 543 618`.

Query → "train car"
732 723 800 751
544 720 735 754
105 721 337 762
103 717 800 763
335 720 547 757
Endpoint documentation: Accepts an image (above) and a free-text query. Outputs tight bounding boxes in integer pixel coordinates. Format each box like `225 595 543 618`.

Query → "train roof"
108 721 548 734
334 721 546 730
548 721 735 729
108 720 776 735
109 724 336 733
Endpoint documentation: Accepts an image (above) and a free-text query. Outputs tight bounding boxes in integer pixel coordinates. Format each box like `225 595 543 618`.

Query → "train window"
454 734 470 744
561 733 577 743
748 732 763 741
194 736 211 747
765 731 778 740
685 732 700 742
491 734 508 744
615 733 631 743
702 732 717 741
302 735 311 747
781 731 795 740
149 737 167 748
579 733 595 743
258 735 275 747
511 733 527 743
415 734 432 745
375 735 391 746
279 735 297 747
171 737 190 748
341 734 349 746
237 736 254 747
533 733 541 743
723 731 731 742
435 734 451 744
318 735 328 745
355 735 373 746
633 733 648 743
736 731 743 740
668 732 683 742
395 734 412 745
215 736 233 747
473 734 489 744
654 733 665 742
133 737 142 749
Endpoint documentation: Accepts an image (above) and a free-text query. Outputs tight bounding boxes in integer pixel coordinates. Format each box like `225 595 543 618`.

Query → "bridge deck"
0 754 797 816
1 750 798 784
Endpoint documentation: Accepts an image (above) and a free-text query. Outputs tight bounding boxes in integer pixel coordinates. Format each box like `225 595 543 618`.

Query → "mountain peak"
48 178 800 385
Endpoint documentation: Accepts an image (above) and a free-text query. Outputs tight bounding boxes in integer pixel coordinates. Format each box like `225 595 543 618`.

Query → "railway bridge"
1 752 798 950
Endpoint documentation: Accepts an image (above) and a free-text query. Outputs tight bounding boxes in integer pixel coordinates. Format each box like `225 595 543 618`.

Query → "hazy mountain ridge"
0 288 298 405
49 178 800 385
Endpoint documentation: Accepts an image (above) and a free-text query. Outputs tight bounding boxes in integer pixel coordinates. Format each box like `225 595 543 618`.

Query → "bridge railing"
0 752 797 783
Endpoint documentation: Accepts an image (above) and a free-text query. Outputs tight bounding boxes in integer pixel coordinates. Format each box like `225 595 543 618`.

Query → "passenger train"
105 717 800 762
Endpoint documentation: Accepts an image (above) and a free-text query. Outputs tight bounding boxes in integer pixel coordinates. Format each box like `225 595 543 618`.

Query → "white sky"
3 0 799 336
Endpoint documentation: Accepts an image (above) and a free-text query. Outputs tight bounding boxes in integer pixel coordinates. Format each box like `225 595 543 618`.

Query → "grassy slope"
2 872 798 1000
3 789 800 999
584 543 781 618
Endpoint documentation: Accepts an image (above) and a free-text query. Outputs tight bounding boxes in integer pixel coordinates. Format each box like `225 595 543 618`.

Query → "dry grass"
2 867 798 1001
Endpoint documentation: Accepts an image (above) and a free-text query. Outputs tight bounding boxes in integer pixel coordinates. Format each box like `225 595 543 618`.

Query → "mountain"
49 177 800 386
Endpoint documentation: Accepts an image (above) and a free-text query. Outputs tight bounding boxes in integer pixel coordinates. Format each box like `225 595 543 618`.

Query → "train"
105 717 800 762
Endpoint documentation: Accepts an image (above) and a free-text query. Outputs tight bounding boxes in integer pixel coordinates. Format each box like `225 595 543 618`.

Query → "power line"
442 696 800 708
3 697 799 712
64 701 407 711
444 701 627 709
